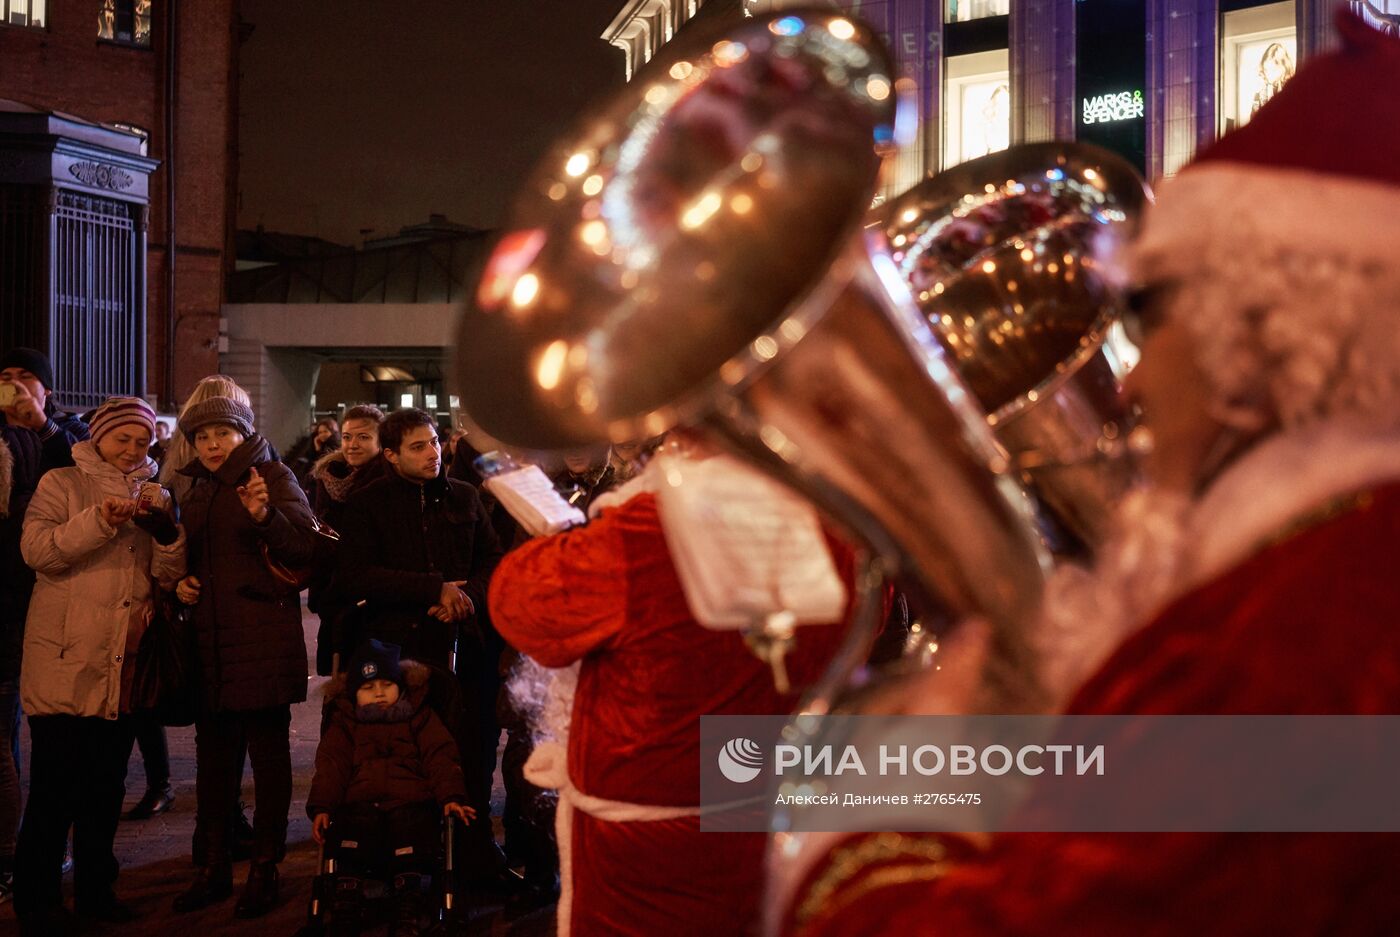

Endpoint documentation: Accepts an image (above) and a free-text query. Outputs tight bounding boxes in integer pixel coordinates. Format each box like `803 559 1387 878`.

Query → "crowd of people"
0 346 678 935
1 10 1398 937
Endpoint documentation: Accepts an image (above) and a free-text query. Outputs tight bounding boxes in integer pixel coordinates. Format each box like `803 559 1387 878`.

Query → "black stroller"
296 644 474 937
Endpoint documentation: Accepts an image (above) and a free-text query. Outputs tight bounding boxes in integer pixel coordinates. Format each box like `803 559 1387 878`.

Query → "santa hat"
1132 9 1400 433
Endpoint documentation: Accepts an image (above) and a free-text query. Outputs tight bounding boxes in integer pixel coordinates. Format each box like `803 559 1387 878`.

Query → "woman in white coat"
11 397 184 936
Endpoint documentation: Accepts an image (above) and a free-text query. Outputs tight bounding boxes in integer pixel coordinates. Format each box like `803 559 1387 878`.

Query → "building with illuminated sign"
603 0 1397 187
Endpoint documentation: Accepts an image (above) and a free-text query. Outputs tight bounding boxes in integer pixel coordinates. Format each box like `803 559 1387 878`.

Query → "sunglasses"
1121 280 1177 347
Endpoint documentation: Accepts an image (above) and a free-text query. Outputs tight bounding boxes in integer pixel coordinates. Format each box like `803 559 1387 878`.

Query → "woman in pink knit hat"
12 396 185 936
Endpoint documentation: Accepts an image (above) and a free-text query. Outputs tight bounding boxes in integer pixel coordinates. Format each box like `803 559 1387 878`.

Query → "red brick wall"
0 0 237 408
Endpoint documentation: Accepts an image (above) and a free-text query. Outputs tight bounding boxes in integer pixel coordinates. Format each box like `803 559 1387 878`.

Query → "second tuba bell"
877 146 1151 552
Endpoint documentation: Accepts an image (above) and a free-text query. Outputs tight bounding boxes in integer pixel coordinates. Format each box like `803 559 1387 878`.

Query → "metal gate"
50 189 145 411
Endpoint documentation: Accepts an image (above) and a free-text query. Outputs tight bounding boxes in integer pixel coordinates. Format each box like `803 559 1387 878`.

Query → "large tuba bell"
453 8 1047 655
876 147 1150 551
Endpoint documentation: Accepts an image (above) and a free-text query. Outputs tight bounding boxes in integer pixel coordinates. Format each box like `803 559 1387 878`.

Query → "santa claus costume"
490 456 851 937
775 10 1400 937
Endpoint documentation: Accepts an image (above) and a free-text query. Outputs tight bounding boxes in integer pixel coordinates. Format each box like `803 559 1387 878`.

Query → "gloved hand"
133 507 180 546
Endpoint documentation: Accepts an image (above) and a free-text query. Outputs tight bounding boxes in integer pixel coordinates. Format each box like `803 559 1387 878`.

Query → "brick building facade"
0 0 238 409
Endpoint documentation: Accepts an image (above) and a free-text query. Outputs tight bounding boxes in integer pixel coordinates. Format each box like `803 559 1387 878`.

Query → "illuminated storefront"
1221 1 1299 134
941 0 1010 172
944 51 1010 167
603 0 1368 184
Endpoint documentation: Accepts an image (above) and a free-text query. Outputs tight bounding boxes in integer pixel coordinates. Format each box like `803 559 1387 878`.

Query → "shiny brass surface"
456 10 899 451
877 144 1150 548
452 9 1047 636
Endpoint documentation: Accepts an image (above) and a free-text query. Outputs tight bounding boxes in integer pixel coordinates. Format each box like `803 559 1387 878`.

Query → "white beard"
1031 422 1400 712
1032 486 1193 711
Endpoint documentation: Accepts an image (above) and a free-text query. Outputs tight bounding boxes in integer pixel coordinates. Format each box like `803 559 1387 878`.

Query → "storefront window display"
98 0 152 46
945 0 1009 24
944 50 1010 169
1220 2 1297 133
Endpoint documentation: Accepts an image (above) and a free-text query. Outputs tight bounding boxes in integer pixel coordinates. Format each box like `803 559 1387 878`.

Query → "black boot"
173 865 234 913
233 861 280 919
325 875 364 937
390 872 424 937
123 783 176 820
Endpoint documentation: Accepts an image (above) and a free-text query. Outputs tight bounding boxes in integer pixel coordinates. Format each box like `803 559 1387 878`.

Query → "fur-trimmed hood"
323 657 431 708
0 433 12 517
311 448 387 505
306 657 466 816
311 447 349 483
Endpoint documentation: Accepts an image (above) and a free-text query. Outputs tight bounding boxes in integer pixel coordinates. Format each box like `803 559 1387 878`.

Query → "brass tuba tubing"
702 239 1047 636
877 145 1152 551
451 9 1046 649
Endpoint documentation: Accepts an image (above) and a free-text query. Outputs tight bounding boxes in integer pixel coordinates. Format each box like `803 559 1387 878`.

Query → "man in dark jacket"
550 444 615 514
0 347 88 902
337 409 503 669
336 408 506 885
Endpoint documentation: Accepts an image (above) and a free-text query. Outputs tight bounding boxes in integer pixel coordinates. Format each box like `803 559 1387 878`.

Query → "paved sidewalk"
0 606 554 937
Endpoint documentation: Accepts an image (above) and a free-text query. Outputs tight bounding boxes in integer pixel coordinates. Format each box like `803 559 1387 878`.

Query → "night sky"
237 0 629 247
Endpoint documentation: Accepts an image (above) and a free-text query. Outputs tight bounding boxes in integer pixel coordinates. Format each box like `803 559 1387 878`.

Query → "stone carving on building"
67 161 135 192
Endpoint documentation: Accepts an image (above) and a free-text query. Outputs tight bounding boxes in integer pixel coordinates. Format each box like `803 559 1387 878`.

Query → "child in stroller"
308 640 476 936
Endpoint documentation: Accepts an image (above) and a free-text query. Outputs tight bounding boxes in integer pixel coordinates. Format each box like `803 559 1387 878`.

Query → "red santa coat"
491 490 849 937
783 478 1400 937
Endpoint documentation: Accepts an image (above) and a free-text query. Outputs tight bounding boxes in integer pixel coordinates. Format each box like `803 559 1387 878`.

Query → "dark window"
98 0 151 47
944 15 1010 57
52 190 144 410
0 186 47 354
3 0 45 28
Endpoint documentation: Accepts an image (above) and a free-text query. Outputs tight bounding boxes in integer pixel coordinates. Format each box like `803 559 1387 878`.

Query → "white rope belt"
525 740 703 937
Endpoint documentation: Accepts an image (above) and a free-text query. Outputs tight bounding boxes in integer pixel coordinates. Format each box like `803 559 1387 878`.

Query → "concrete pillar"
221 336 268 427
1299 0 1351 57
1147 0 1217 181
1012 0 1075 145
221 339 318 454
264 350 321 456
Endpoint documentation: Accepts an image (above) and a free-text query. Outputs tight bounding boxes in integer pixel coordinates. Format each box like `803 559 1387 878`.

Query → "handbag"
130 593 198 727
261 515 340 591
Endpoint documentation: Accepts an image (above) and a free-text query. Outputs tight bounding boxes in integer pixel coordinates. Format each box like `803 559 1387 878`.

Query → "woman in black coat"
170 397 316 919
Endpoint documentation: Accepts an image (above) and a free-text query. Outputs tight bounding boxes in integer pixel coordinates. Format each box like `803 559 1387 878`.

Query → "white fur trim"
524 726 709 937
1133 164 1400 434
1034 423 1400 709
1184 422 1400 588
524 741 701 822
1137 164 1400 268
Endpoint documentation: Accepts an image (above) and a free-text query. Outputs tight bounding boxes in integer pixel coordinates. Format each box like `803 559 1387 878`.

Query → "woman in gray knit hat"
171 396 317 919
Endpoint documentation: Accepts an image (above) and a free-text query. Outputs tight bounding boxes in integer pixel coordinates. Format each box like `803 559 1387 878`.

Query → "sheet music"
485 466 586 537
654 453 847 629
